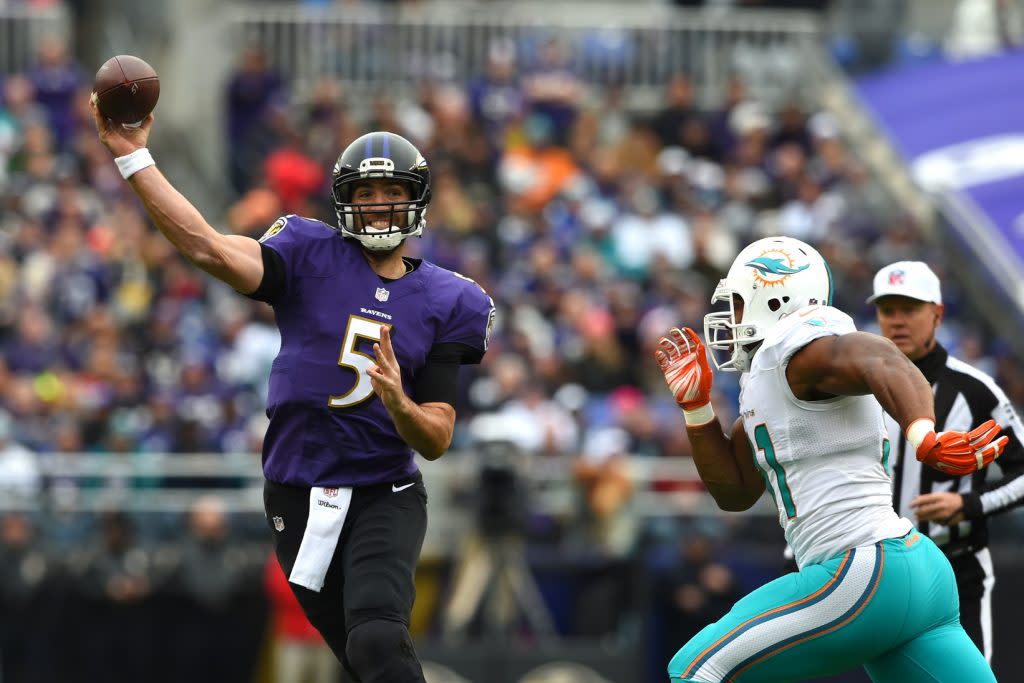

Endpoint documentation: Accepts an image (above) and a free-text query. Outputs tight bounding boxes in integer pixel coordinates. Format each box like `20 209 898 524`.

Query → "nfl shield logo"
323 487 338 498
272 516 285 532
888 269 905 285
375 287 390 302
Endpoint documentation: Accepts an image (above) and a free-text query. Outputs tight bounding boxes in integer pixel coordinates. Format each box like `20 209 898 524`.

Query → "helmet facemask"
333 165 427 251
704 286 763 373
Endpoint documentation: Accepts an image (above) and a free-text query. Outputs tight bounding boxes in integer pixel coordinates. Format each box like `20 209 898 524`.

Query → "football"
92 55 160 126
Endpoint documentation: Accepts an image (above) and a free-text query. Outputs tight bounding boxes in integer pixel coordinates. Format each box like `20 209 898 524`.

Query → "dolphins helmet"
331 132 432 251
704 236 834 372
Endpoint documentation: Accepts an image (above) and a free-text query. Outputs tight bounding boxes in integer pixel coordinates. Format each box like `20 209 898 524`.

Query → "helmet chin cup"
351 223 423 251
356 232 404 251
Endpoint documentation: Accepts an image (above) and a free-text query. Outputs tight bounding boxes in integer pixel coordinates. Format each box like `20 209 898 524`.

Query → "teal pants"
668 532 994 682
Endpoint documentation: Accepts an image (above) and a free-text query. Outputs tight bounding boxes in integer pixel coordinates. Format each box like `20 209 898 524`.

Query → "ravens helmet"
331 132 431 251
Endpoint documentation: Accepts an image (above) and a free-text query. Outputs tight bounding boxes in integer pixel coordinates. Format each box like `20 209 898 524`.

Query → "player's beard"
361 243 401 259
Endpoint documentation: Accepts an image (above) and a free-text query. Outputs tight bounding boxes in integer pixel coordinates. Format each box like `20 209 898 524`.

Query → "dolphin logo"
745 257 809 277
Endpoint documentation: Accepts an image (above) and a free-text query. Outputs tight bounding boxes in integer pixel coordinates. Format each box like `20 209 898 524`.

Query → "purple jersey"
258 216 495 487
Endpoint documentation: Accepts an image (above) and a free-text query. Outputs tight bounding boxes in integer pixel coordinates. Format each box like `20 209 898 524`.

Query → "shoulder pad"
756 306 856 370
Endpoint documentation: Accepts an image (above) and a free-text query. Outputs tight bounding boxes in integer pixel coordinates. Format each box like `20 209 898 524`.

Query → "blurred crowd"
3 35 1023 509
222 36 1023 485
0 500 343 683
2 10 1024 682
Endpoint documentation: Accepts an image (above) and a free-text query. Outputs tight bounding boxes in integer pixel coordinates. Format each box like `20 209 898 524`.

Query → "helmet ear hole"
768 298 782 312
782 296 790 303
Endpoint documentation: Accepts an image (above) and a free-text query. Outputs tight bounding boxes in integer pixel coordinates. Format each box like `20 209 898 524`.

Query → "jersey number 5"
328 316 389 408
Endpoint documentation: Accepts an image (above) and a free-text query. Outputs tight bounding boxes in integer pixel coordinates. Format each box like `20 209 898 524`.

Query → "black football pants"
264 474 428 681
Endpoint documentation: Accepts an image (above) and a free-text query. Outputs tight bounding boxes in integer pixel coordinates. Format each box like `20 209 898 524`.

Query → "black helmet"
330 132 431 251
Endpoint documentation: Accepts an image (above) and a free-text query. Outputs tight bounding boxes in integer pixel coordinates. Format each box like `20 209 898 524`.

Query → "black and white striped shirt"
888 343 1024 557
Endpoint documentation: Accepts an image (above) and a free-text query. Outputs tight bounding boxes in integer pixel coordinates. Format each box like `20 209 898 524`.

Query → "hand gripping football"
92 55 160 127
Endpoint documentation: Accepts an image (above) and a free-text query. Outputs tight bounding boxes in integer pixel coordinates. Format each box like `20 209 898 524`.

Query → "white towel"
289 486 353 592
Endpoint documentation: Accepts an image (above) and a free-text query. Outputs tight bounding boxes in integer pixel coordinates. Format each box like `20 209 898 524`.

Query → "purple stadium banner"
855 52 1024 302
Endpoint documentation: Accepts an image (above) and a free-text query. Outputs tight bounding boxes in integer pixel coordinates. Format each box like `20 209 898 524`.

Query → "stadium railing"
224 2 824 108
0 2 69 75
0 451 774 553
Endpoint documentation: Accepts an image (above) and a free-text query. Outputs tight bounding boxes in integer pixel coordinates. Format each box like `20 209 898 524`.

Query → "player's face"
875 296 943 360
350 178 413 231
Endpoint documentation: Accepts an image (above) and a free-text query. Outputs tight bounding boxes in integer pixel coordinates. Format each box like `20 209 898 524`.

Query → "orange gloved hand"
913 419 1007 476
655 327 713 414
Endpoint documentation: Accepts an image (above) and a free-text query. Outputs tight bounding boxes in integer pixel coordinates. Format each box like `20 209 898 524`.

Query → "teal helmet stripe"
823 258 834 306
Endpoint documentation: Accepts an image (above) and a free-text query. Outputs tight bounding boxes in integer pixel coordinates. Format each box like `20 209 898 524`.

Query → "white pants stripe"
693 546 880 682
977 547 995 663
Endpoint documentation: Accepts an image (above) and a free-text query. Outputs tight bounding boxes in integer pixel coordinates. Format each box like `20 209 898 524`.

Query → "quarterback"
93 100 494 681
657 237 1005 682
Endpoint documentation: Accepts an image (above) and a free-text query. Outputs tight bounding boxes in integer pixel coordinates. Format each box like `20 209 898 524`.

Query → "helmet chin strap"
734 340 763 371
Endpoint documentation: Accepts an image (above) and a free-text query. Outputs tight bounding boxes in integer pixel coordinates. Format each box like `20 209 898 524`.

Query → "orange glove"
912 419 1008 476
655 327 714 424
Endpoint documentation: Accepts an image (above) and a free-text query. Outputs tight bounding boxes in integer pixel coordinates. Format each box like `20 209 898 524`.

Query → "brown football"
92 55 160 126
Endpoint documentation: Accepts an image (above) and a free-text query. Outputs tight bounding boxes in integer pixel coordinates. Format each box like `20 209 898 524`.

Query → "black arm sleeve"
244 243 287 304
411 342 478 406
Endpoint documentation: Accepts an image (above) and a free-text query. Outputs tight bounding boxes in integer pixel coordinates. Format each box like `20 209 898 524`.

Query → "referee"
868 261 1024 662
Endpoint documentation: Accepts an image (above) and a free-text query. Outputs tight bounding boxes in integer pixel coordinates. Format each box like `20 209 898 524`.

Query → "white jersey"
739 305 912 568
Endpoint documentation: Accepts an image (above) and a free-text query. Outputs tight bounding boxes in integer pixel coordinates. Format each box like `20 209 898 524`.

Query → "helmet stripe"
382 133 390 158
823 259 834 306
364 134 374 158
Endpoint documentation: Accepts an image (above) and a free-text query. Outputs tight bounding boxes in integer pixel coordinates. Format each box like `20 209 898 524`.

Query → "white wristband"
683 403 716 427
115 147 155 179
906 418 935 450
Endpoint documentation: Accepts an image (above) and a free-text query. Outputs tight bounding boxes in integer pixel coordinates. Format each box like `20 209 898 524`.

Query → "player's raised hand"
655 327 713 411
368 325 405 409
913 419 1008 476
90 94 153 157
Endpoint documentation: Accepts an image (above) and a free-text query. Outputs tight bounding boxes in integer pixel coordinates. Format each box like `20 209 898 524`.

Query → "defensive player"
656 236 1005 682
92 106 494 682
